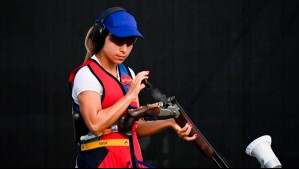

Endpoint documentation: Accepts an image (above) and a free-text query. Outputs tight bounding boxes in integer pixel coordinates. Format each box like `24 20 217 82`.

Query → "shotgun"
127 96 231 168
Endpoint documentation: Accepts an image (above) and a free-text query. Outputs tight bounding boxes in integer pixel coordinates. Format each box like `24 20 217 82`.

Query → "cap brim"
107 27 144 38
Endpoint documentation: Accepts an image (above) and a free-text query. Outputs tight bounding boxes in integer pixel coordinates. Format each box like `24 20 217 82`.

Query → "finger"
181 123 189 132
135 71 149 87
135 71 150 79
184 134 198 142
178 124 191 137
130 73 148 89
185 123 193 135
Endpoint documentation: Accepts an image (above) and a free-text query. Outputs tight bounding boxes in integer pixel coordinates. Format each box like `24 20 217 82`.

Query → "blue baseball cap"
99 10 144 38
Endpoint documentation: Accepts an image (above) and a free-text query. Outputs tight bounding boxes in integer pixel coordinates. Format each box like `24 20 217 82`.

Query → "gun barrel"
169 96 231 168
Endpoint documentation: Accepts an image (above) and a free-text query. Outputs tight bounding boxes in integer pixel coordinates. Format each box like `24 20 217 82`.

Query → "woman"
69 7 197 168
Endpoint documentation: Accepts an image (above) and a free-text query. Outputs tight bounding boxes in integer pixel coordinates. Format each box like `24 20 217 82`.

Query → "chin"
115 59 125 64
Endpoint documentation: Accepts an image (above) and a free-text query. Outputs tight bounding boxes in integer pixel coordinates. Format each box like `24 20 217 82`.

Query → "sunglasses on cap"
109 34 138 46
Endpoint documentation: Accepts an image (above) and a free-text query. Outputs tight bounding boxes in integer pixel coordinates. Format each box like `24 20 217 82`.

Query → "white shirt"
72 55 135 104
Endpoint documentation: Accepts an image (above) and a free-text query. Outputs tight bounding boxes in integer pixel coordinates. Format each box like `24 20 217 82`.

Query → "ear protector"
91 7 127 43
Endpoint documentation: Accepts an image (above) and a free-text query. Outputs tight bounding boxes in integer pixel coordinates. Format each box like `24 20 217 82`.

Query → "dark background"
1 0 299 168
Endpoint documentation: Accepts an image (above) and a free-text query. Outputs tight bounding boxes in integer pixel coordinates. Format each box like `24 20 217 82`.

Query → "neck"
95 54 118 78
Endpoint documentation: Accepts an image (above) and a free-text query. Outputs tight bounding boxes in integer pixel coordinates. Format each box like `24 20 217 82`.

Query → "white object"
246 135 282 168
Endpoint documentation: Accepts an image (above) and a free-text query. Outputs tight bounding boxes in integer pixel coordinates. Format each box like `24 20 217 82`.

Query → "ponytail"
84 26 96 63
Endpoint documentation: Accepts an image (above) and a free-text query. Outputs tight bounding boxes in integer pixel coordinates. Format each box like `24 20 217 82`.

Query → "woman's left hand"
173 121 197 141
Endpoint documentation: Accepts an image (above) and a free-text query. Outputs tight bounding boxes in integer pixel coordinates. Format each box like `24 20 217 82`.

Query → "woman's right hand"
126 71 150 100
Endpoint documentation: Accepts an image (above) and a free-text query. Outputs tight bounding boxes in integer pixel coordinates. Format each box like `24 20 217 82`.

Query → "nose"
119 44 128 53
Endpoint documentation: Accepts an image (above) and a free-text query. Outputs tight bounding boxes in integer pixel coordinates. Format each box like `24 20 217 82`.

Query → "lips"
116 55 126 60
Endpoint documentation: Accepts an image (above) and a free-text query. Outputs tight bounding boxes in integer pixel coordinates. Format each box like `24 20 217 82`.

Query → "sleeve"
71 66 103 104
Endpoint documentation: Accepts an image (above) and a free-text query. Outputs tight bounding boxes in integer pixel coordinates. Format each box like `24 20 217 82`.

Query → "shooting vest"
68 59 138 143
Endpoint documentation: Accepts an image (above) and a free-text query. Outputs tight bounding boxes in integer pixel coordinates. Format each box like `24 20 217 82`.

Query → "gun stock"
128 103 161 118
169 97 231 168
